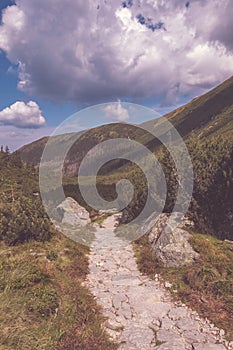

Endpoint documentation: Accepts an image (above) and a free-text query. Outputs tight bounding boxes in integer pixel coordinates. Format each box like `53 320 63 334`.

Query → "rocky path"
85 218 232 350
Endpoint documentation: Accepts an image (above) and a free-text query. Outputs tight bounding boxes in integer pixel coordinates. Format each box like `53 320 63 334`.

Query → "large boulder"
142 212 199 267
56 197 91 227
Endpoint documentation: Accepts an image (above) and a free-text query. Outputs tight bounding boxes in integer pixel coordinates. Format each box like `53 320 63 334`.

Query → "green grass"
133 231 233 340
92 213 112 225
0 231 117 350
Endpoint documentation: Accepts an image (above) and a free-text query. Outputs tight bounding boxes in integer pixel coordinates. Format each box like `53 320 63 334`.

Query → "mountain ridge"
18 75 233 169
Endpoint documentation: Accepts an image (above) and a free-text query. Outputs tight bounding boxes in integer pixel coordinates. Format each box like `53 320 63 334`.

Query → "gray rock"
168 307 188 320
139 211 164 238
176 318 200 332
146 213 199 267
156 329 181 342
140 212 192 241
112 274 140 283
56 197 90 227
155 338 186 350
160 317 174 330
112 293 127 309
121 323 155 347
183 330 207 343
192 343 226 350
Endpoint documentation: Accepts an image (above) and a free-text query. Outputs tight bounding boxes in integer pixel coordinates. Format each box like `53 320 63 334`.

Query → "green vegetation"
134 231 233 339
19 76 233 240
0 148 117 349
0 149 53 245
0 196 52 245
92 212 114 226
161 134 233 239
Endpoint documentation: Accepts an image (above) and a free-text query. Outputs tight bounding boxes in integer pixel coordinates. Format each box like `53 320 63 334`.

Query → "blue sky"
0 51 76 125
0 0 233 150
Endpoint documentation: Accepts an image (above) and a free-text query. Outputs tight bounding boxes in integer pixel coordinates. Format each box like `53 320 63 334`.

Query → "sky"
0 0 233 150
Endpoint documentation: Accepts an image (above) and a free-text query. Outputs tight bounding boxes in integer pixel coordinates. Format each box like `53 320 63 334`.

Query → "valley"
0 76 232 349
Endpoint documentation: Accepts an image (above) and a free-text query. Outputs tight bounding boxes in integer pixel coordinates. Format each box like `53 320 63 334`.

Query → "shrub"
0 196 52 245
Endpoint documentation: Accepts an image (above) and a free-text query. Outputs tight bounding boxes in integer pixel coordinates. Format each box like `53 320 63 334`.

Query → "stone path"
85 218 233 350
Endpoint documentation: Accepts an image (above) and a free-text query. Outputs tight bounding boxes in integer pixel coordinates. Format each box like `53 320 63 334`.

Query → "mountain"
19 76 233 168
17 76 233 239
146 75 233 139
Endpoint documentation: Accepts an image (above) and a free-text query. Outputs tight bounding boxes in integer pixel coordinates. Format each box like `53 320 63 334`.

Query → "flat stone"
168 306 188 320
160 317 174 330
183 330 207 343
122 324 155 346
112 275 141 286
176 318 200 331
134 301 172 319
156 329 181 342
192 344 226 350
112 293 127 309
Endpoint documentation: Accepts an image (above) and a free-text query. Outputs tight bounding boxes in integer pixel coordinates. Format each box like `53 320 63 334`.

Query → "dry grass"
0 230 117 350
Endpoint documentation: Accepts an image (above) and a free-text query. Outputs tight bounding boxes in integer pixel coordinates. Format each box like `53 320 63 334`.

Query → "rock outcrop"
141 212 199 267
56 197 91 227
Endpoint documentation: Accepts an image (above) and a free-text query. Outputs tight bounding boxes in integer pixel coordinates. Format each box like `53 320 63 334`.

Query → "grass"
92 213 113 226
0 230 117 350
133 230 233 340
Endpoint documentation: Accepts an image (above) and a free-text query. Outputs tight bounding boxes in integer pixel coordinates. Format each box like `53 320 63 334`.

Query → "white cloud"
0 101 46 128
103 100 129 122
185 43 233 87
0 1 232 105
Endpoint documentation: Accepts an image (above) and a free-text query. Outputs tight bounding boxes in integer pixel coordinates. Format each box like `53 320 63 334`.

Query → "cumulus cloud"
103 100 129 122
0 101 46 128
0 0 232 105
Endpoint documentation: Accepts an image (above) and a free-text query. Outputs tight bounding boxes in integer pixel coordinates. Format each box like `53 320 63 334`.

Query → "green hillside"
148 75 233 138
18 76 233 240
19 76 233 168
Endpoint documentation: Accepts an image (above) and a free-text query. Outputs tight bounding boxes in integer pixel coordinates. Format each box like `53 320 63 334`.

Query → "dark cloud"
209 1 233 51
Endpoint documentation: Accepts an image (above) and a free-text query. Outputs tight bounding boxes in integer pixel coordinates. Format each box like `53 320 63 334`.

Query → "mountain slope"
17 76 233 239
19 76 233 168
